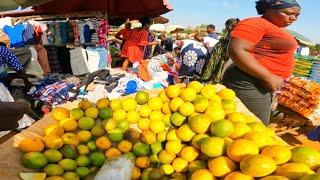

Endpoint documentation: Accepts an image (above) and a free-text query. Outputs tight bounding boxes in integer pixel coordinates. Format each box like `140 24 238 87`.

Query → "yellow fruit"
245 115 258 123
200 84 216 99
43 164 64 176
193 96 209 113
163 114 172 127
166 128 180 141
95 136 111 150
261 145 292 165
244 132 274 149
45 176 64 180
61 133 79 147
96 98 109 109
300 174 320 180
91 125 105 137
205 107 225 122
177 124 196 142
219 88 236 100
77 130 92 143
211 120 234 138
170 97 184 112
113 109 126 121
141 130 157 145
240 154 277 177
149 111 164 122
105 148 122 158
275 163 314 179
45 125 64 136
104 119 117 132
70 108 84 120
187 81 203 93
172 158 188 173
110 99 122 110
228 112 247 123
210 94 222 102
188 114 211 134
230 122 252 139
191 169 215 180
165 140 182 154
157 131 167 142
52 107 69 121
43 149 62 163
131 166 141 180
78 117 95 130
161 102 172 115
260 176 289 180
60 118 77 132
20 173 46 180
291 146 320 169
222 100 236 115
148 97 163 111
170 112 187 126
77 144 89 155
209 99 223 109
179 102 195 116
180 88 197 102
22 152 48 169
227 139 259 162
180 146 199 162
159 150 176 164
118 140 133 153
135 91 149 105
150 120 166 134
43 135 63 149
139 105 152 118
84 107 99 119
158 90 170 103
225 171 254 180
138 118 150 130
135 156 150 169
166 85 181 99
201 137 225 158
161 164 175 175
191 134 209 149
121 98 137 111
19 138 44 153
126 111 140 123
78 99 93 110
208 156 237 177
247 121 267 132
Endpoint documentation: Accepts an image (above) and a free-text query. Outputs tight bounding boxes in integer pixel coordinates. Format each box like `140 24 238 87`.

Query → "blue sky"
164 0 318 43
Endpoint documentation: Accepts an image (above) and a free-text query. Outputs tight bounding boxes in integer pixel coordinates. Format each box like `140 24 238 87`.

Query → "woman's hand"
263 74 284 92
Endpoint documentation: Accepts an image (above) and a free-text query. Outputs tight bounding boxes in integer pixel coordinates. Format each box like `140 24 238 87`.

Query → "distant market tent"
166 25 185 33
286 29 316 46
150 24 166 32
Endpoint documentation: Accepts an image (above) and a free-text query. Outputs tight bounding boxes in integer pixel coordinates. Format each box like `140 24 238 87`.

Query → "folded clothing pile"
293 57 313 78
278 77 320 124
310 60 320 83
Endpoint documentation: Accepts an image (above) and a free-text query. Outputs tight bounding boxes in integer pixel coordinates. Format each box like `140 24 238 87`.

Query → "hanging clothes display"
25 47 44 77
70 47 90 75
45 46 62 73
59 22 68 45
86 47 100 73
34 45 51 74
3 24 25 48
57 46 72 74
97 19 109 46
22 23 36 45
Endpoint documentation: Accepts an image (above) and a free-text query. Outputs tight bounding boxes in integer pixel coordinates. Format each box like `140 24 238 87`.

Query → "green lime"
76 155 90 167
58 159 77 171
99 107 113 119
22 152 48 169
43 149 62 163
89 152 105 167
75 167 90 178
86 140 97 151
63 172 80 180
43 164 64 176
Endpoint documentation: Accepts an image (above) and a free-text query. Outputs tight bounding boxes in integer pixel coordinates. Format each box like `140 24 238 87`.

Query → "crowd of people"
114 0 301 125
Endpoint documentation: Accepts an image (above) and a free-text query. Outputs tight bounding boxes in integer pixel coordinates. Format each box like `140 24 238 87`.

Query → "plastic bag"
94 156 134 180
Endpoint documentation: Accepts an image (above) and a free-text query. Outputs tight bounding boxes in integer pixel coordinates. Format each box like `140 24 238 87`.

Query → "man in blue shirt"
160 34 174 52
206 24 218 40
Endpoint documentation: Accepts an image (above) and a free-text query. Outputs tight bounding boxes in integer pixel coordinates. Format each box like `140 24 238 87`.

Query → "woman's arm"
115 30 124 41
228 37 284 91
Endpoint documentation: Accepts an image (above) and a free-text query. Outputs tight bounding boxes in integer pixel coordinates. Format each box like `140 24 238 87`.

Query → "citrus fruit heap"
18 82 320 180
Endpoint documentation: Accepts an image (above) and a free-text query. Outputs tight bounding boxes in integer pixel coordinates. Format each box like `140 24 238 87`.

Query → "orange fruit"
105 148 122 158
227 139 259 162
43 135 64 149
193 96 210 113
19 138 44 152
170 97 184 112
228 112 247 123
176 124 196 142
95 136 111 150
166 85 181 99
149 120 165 134
158 90 170 103
180 88 197 102
208 156 236 177
109 99 122 110
121 98 137 111
191 169 215 180
141 130 156 145
240 154 277 178
135 156 150 169
200 84 216 99
118 140 133 153
165 140 183 154
187 81 203 93
148 97 163 111
224 171 254 180
131 166 141 180
179 102 195 116
113 109 126 121
78 99 93 110
139 105 152 118
61 133 80 147
52 107 69 121
85 107 99 119
205 107 225 122
158 150 176 164
60 118 77 132
96 98 109 109
172 158 188 173
180 146 199 162
261 145 292 165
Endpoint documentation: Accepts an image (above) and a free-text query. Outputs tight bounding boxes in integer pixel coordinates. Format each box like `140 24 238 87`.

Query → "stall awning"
0 0 53 11
31 0 172 19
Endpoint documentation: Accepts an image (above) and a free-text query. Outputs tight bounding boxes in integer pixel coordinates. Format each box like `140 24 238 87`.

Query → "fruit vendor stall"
1 83 320 180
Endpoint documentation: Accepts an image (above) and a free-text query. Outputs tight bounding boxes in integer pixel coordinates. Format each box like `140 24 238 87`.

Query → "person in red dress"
121 18 158 70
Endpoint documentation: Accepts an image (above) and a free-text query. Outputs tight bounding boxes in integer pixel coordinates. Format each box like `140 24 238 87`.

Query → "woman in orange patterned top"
222 0 301 124
121 18 159 70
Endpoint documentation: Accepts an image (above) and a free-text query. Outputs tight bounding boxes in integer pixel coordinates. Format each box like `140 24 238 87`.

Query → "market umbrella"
166 25 185 33
119 20 142 29
286 29 316 46
0 0 53 11
150 24 166 32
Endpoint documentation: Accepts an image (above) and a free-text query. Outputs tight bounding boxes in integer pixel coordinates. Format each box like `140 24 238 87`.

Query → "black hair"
139 17 151 27
0 42 6 47
174 46 181 51
255 0 268 15
207 24 215 30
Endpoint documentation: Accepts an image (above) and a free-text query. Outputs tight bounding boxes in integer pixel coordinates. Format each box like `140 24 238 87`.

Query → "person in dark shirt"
160 34 174 52
207 24 218 40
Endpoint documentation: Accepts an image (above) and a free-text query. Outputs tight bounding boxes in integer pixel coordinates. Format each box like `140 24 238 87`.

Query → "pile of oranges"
18 82 320 180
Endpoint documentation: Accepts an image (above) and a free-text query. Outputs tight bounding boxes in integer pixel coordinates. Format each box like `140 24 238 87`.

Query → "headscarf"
256 0 301 15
